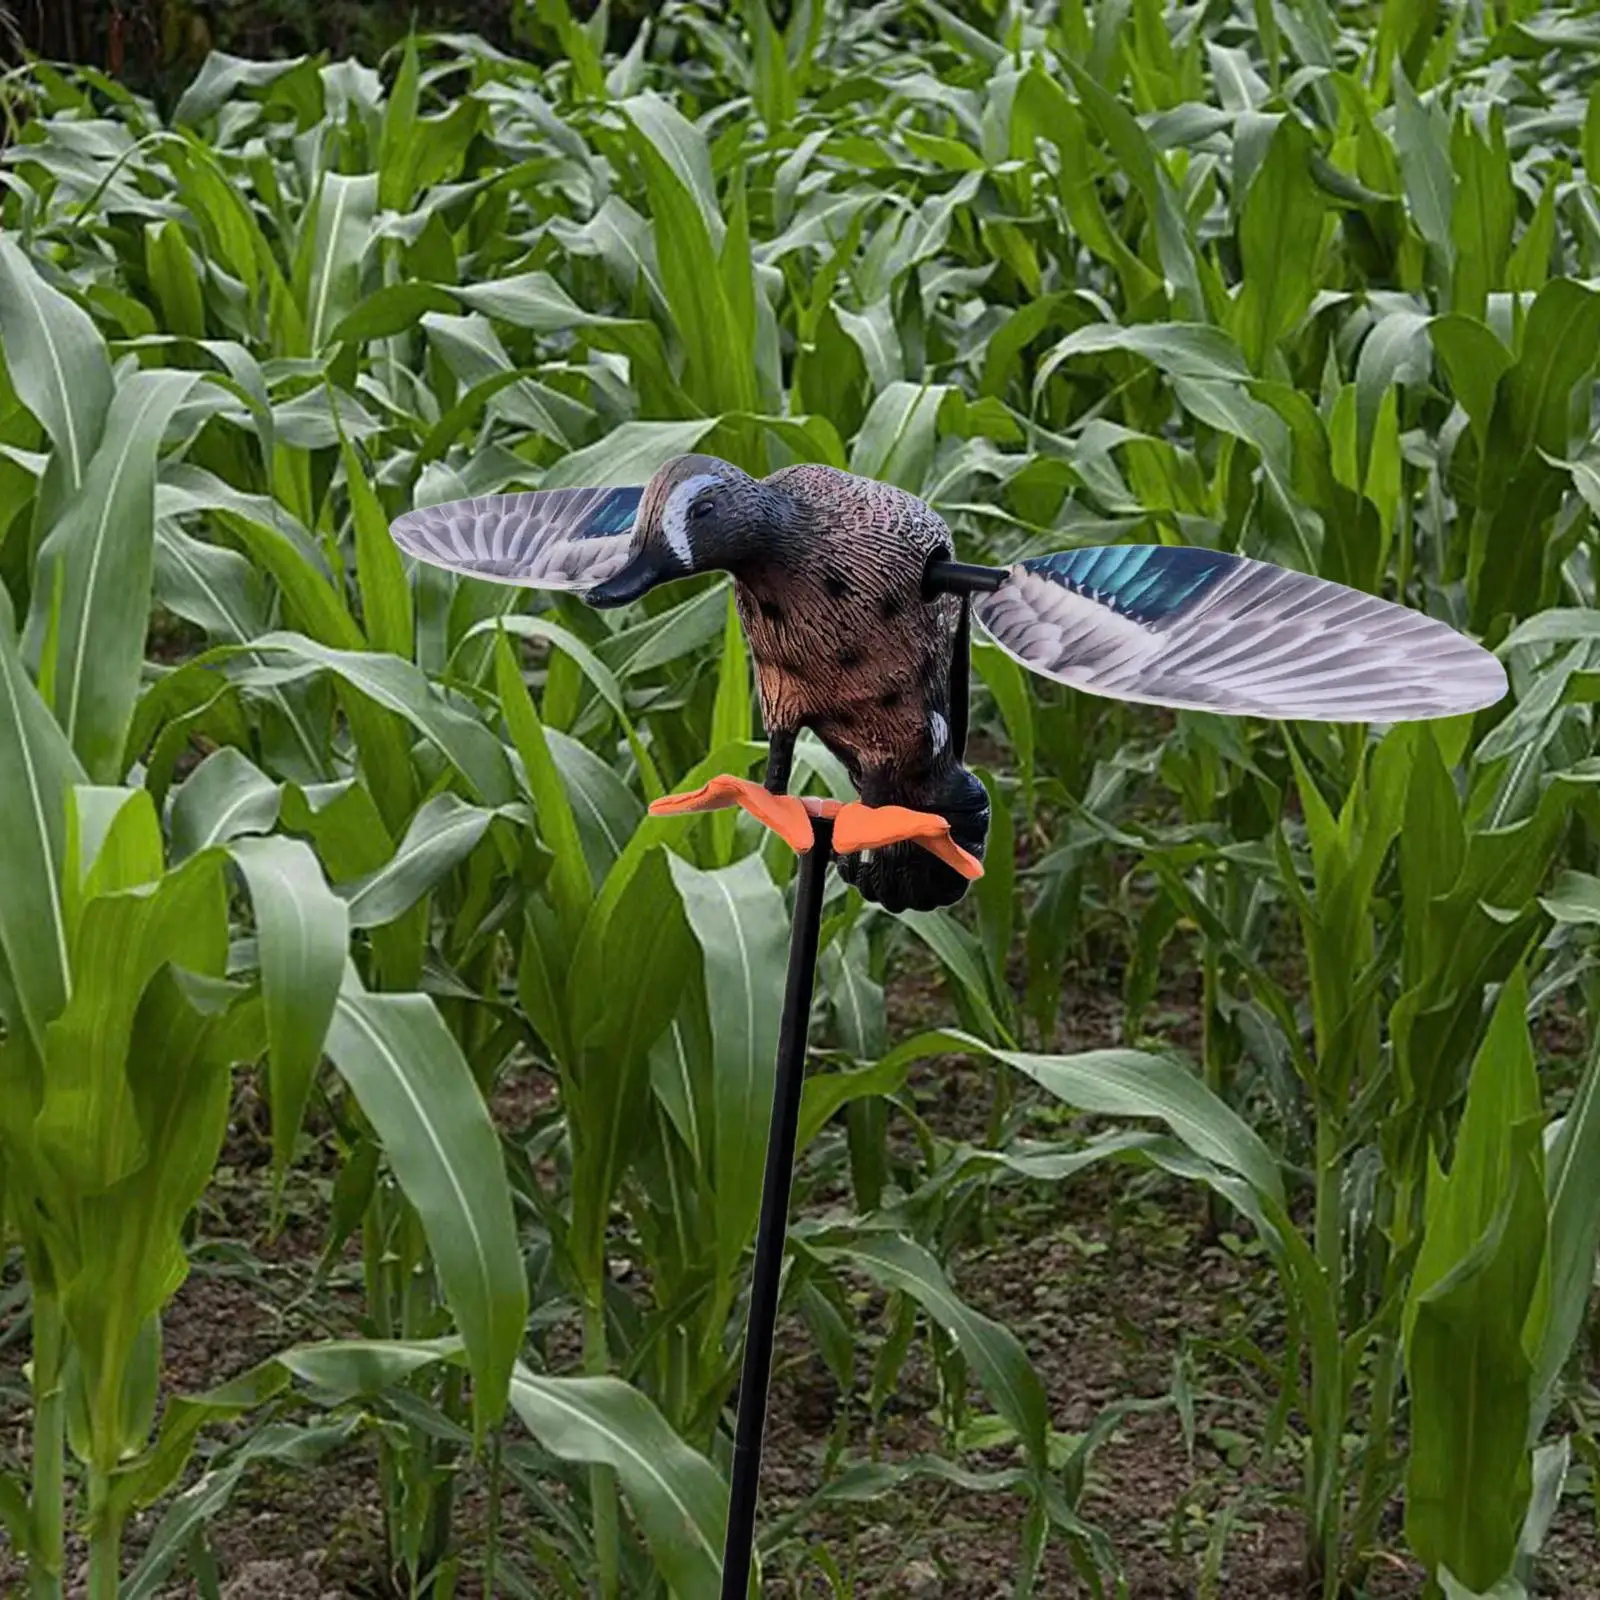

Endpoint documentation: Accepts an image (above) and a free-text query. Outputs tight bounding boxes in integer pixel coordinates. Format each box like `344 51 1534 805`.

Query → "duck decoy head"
585 453 776 607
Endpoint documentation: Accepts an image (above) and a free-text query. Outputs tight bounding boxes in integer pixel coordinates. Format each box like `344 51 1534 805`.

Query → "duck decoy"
388 453 1508 912
389 453 1508 1600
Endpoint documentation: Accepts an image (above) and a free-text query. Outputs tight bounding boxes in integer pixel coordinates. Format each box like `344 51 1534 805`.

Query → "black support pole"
950 592 972 761
720 812 834 1600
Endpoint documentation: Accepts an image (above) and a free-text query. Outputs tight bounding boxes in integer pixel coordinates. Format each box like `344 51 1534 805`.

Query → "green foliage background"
1 1 1599 1598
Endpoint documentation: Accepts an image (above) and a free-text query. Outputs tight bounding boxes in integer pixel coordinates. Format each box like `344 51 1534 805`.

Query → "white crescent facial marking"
929 711 949 753
662 473 723 568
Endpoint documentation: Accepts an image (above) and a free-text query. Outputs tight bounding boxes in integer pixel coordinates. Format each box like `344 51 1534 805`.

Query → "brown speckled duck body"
587 455 990 911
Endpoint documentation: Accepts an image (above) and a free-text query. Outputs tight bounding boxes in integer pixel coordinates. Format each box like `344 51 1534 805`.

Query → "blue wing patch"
584 487 644 538
1024 545 1238 624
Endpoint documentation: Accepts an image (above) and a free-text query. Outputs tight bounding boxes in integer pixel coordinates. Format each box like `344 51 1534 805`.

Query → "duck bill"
584 546 689 608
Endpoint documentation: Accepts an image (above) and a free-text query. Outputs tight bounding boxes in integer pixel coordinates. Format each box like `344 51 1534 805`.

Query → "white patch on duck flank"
929 711 949 753
661 474 723 568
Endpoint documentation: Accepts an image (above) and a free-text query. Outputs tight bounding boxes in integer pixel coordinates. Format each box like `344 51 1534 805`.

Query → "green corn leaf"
0 236 113 506
895 910 1013 1045
61 972 262 1471
1429 313 1513 450
707 590 752 865
1234 116 1326 371
1449 108 1515 321
625 102 755 417
0 1469 30 1558
1037 319 1251 391
827 1027 1284 1207
293 171 378 355
1533 1026 1600 1426
1496 279 1600 465
27 368 199 781
541 418 722 490
973 769 1016 994
377 35 421 212
226 835 347 1183
163 137 279 316
168 747 281 861
329 281 460 346
36 833 229 1193
422 310 592 446
1372 0 1442 89
1010 68 1162 306
471 613 662 798
124 1420 360 1600
850 381 953 490
597 581 731 679
153 522 272 643
435 274 680 413
972 640 1035 809
155 466 330 606
1060 56 1205 319
508 1368 726 1597
545 727 645 887
109 1338 450 1536
325 986 528 1435
65 786 164 935
0 584 82 1056
279 779 393 883
338 792 495 929
1505 166 1559 293
743 0 797 130
172 51 311 125
814 1231 1050 1468
667 851 790 1283
142 219 206 341
157 480 421 819
450 269 637 333
275 1337 465 1402
336 419 413 661
494 629 590 939
250 631 514 805
564 847 697 1284
1468 278 1600 625
1391 67 1455 287
1404 968 1548 1592
618 92 722 239
820 923 886 1063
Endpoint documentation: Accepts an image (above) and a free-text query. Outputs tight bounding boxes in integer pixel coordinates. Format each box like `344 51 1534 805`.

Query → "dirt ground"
2 947 1597 1599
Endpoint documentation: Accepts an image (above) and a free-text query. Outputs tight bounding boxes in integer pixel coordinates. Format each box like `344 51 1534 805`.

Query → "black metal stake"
720 811 834 1600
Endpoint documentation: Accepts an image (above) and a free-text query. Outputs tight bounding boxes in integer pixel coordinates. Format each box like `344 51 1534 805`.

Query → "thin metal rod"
720 812 833 1600
922 557 1010 597
950 592 972 761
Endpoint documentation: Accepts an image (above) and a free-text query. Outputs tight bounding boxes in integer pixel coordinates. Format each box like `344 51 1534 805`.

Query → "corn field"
1 1 1599 1596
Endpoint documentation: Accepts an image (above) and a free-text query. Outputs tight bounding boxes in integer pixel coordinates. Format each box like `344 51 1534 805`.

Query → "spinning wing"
388 486 643 592
974 546 1506 722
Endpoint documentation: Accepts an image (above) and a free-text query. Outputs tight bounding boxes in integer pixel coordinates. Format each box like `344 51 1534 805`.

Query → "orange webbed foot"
648 776 818 853
649 779 982 881
834 802 984 880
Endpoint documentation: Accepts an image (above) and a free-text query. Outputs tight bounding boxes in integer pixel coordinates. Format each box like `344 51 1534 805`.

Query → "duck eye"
689 496 715 520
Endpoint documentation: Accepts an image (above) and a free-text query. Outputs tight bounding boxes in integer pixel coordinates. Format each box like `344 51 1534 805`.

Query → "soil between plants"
2 952 1596 1598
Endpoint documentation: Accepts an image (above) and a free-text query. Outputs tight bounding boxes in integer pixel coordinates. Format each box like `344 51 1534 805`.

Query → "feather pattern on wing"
974 546 1507 721
388 486 643 591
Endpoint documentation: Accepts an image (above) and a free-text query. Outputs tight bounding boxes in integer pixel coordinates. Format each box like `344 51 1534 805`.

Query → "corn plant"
0 0 1599 1595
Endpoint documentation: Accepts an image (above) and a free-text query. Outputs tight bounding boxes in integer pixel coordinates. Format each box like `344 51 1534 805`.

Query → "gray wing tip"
389 504 454 559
